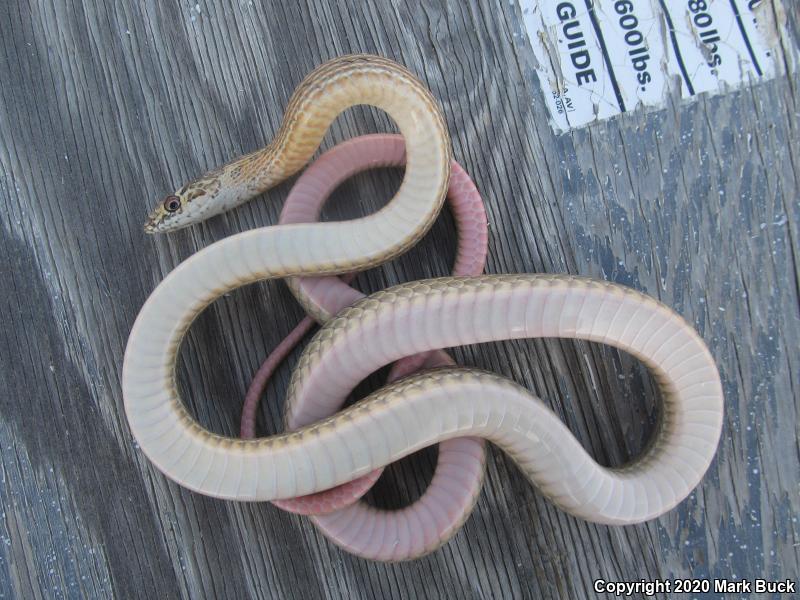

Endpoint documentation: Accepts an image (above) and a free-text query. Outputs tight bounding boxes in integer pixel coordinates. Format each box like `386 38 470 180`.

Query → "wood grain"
0 1 797 598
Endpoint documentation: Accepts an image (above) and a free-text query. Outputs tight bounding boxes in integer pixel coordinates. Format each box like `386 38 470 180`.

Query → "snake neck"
215 54 451 214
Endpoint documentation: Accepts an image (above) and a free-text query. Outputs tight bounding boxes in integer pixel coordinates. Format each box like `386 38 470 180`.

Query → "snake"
123 55 724 561
238 133 489 560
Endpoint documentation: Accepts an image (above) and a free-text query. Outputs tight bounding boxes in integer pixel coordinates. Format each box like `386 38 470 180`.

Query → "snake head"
144 179 218 234
144 193 186 233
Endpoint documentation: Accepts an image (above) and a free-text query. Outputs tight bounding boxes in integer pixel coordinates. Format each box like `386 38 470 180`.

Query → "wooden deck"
1 1 797 598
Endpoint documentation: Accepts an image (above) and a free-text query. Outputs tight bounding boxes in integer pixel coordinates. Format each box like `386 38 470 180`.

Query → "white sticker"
520 0 794 132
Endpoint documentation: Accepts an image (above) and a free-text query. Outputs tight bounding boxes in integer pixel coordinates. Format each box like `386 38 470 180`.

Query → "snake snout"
143 214 162 234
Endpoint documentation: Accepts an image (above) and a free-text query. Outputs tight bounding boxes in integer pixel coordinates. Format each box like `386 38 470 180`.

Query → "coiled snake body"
123 55 724 561
240 133 491 560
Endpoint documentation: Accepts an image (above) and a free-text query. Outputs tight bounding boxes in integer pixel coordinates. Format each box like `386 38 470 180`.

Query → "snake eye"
163 195 181 213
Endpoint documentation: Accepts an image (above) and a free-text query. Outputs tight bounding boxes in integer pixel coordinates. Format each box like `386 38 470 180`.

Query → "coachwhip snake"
123 55 724 561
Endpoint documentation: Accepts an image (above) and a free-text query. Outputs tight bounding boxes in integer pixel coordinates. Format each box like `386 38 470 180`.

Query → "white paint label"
519 0 792 132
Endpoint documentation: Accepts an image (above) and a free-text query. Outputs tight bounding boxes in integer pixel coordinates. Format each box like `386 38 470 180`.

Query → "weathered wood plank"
0 0 797 598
